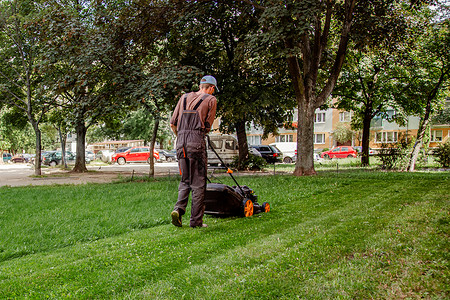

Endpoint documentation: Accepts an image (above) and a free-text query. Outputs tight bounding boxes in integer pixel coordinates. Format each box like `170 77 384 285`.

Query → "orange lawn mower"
204 135 270 218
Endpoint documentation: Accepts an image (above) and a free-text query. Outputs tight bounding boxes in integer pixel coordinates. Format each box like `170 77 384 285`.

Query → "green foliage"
432 107 450 125
393 17 450 117
230 153 267 171
0 108 36 153
0 172 448 298
170 1 295 137
332 123 355 144
377 136 412 170
433 140 450 168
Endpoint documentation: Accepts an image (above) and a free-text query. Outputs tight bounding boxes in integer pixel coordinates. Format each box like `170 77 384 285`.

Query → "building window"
314 134 325 144
431 130 443 142
314 112 326 123
276 135 294 143
375 131 398 143
248 135 261 145
339 112 351 122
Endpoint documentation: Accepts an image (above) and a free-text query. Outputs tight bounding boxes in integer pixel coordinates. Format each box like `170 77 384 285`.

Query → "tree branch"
317 0 356 107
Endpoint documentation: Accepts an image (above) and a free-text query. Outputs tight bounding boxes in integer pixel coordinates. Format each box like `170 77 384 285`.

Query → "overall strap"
193 94 210 111
183 94 189 111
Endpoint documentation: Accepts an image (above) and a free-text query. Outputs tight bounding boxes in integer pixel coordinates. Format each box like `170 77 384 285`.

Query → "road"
0 162 180 187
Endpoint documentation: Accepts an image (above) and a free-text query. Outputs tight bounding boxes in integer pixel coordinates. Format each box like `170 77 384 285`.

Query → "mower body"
204 183 269 217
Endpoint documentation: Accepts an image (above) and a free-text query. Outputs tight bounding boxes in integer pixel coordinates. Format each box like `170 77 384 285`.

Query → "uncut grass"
0 178 177 262
0 172 448 299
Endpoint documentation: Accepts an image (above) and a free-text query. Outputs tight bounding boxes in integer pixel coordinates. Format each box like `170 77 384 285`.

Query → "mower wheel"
242 199 254 217
262 202 271 213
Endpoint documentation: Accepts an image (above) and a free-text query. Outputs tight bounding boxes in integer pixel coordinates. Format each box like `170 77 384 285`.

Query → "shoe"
192 224 208 228
171 210 182 227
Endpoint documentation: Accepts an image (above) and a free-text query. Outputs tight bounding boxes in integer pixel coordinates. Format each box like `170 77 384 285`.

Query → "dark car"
159 149 177 162
353 146 376 156
250 145 282 164
320 146 357 159
115 147 132 154
42 151 79 166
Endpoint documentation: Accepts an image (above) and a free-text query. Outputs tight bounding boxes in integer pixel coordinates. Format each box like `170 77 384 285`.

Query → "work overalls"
174 93 210 227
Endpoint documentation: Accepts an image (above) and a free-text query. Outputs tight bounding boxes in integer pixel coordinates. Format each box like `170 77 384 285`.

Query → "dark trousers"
174 154 207 227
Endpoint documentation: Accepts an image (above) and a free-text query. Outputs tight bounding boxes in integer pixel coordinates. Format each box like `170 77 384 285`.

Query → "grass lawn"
0 171 448 299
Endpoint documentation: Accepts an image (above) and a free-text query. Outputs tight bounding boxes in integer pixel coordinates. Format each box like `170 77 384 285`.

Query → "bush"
377 137 411 170
433 140 450 168
231 154 267 171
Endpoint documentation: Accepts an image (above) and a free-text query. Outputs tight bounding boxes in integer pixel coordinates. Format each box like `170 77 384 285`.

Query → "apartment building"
247 105 450 151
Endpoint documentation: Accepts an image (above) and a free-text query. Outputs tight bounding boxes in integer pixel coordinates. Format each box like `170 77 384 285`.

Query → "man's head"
199 75 219 94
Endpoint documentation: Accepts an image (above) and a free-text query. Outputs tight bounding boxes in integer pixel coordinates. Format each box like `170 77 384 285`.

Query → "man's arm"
205 97 217 133
170 124 178 136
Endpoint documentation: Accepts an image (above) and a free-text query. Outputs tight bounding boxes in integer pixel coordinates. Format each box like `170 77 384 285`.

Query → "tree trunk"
72 121 87 173
294 101 317 176
33 124 42 176
285 39 317 176
235 120 249 170
58 127 67 169
361 106 373 166
148 118 160 177
408 99 432 171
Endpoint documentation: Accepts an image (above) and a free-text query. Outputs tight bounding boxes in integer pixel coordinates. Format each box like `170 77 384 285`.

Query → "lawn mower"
204 136 270 217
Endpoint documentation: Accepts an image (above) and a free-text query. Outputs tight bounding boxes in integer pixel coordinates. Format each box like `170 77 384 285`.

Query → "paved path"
0 162 180 187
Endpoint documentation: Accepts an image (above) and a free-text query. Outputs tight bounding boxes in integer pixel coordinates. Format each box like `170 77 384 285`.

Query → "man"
170 75 218 228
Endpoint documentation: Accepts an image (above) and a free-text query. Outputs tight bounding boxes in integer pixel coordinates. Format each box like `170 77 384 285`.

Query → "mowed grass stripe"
125 177 448 299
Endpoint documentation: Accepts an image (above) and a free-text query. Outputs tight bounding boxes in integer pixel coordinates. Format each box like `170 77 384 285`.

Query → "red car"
320 146 357 159
111 147 160 165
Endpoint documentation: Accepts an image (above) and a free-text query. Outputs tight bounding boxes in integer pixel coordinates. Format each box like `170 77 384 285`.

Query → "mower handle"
206 135 245 196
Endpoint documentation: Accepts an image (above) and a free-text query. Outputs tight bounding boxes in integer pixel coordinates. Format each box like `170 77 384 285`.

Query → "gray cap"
200 75 219 92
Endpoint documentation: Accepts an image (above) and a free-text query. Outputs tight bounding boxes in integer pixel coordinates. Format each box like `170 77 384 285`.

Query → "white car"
270 142 296 163
314 153 323 162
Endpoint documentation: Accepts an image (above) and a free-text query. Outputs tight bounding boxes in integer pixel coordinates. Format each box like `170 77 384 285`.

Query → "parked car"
85 151 95 161
250 145 282 164
314 153 323 162
11 154 27 163
320 146 357 159
353 146 376 156
159 149 177 162
96 150 114 163
23 153 34 162
42 151 78 166
207 135 239 166
249 147 262 157
270 142 296 163
115 147 132 154
2 153 12 163
111 147 160 165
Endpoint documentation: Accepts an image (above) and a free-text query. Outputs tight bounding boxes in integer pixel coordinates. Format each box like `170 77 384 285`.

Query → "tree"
111 0 205 176
120 109 173 149
243 0 419 175
170 1 296 168
39 0 126 172
400 19 450 171
332 122 355 145
332 48 405 166
47 107 72 168
0 0 50 175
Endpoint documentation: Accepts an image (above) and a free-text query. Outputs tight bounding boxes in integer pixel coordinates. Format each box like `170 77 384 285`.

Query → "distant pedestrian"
170 75 218 228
